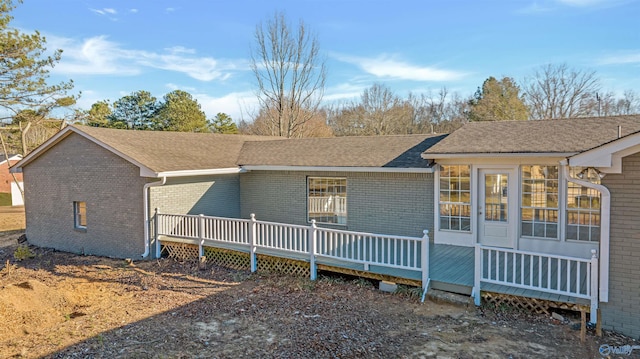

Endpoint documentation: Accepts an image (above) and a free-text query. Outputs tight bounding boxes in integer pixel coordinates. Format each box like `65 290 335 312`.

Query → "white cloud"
323 83 366 102
557 0 607 6
599 52 640 65
50 35 140 75
165 83 198 93
90 8 117 15
334 54 466 82
556 0 632 7
49 35 248 82
195 91 258 121
517 2 556 14
130 8 139 14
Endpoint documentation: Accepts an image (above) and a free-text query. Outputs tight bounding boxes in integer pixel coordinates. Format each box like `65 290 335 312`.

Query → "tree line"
75 90 238 134
2 1 640 159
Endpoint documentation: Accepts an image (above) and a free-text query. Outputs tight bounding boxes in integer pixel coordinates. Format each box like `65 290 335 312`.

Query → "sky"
11 0 640 122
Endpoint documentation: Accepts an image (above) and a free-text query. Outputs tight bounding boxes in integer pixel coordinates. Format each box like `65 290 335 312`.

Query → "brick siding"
0 159 22 193
23 133 148 258
240 170 433 237
150 174 240 217
600 152 640 338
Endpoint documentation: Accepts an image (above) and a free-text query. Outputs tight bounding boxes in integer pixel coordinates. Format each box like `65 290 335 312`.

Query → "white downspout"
142 177 166 258
561 162 610 303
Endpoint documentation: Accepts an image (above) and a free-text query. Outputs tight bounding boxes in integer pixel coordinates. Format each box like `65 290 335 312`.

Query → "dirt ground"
0 210 637 358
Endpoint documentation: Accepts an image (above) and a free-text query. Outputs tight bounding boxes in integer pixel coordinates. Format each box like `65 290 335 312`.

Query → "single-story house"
0 154 24 206
11 114 640 339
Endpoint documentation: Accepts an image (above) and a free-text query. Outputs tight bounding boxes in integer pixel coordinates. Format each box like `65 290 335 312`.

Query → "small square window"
74 201 87 229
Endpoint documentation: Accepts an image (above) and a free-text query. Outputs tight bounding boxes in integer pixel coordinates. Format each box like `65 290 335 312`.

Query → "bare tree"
241 105 333 137
328 85 472 136
250 12 326 138
523 63 600 120
596 90 640 116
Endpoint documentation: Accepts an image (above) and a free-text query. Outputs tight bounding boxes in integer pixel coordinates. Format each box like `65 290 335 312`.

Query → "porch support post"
473 244 482 306
250 213 257 272
419 230 430 302
421 230 430 292
198 214 205 258
590 249 599 324
309 220 317 281
154 208 161 258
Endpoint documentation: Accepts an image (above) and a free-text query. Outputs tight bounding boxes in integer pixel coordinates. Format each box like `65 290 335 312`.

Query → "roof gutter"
141 167 244 178
561 160 610 303
240 165 434 173
142 176 166 258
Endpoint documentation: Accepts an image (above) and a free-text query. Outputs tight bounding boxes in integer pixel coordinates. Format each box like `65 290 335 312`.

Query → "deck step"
426 289 473 307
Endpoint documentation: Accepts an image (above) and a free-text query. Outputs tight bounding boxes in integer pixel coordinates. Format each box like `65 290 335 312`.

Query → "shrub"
13 245 35 261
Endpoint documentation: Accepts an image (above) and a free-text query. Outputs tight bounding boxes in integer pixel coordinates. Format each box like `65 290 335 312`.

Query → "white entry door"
479 169 516 248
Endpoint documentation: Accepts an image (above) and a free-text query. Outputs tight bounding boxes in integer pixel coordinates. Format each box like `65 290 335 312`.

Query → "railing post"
154 208 161 258
198 214 205 258
590 249 599 324
250 213 257 272
421 230 429 292
473 244 482 306
309 220 317 281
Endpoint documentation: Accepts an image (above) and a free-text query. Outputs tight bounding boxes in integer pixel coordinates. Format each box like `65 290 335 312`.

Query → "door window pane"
484 174 508 222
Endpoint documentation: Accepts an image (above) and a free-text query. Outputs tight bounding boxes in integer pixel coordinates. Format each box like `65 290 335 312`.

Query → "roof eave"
240 165 434 173
422 152 578 160
13 126 160 177
569 132 640 174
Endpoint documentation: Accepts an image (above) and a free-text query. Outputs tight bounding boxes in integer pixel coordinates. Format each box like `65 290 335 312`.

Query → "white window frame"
438 165 471 232
520 165 559 240
307 177 347 225
74 201 87 229
566 167 601 242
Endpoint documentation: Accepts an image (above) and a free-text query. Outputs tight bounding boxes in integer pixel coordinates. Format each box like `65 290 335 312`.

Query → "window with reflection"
521 165 558 239
308 177 347 225
567 167 601 242
439 165 471 231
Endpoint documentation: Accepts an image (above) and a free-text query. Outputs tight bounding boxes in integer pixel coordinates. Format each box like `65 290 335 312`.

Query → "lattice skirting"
162 242 199 261
257 254 310 277
204 247 250 270
161 242 309 276
481 292 590 315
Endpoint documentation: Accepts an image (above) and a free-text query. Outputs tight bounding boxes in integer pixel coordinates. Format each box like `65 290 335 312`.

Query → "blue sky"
12 0 640 121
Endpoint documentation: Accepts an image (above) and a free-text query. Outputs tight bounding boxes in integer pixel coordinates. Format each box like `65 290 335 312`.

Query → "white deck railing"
155 211 430 292
316 227 423 271
474 245 599 322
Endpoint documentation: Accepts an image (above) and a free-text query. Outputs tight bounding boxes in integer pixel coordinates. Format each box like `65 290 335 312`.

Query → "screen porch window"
439 165 471 231
566 167 601 242
74 201 87 229
307 177 347 225
521 165 559 239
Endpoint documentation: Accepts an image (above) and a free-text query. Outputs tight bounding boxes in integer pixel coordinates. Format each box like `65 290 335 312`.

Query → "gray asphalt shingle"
424 115 640 155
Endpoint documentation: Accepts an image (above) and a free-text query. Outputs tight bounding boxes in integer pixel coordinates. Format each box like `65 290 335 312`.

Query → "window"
521 165 559 239
74 201 87 229
308 177 347 225
439 165 471 231
566 167 601 242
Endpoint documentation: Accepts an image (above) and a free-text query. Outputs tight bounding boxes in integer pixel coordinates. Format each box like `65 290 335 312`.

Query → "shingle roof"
72 125 276 173
238 134 446 168
424 115 640 156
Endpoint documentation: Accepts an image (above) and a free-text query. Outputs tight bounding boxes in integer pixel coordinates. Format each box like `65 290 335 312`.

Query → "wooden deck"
428 243 590 305
157 208 594 310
